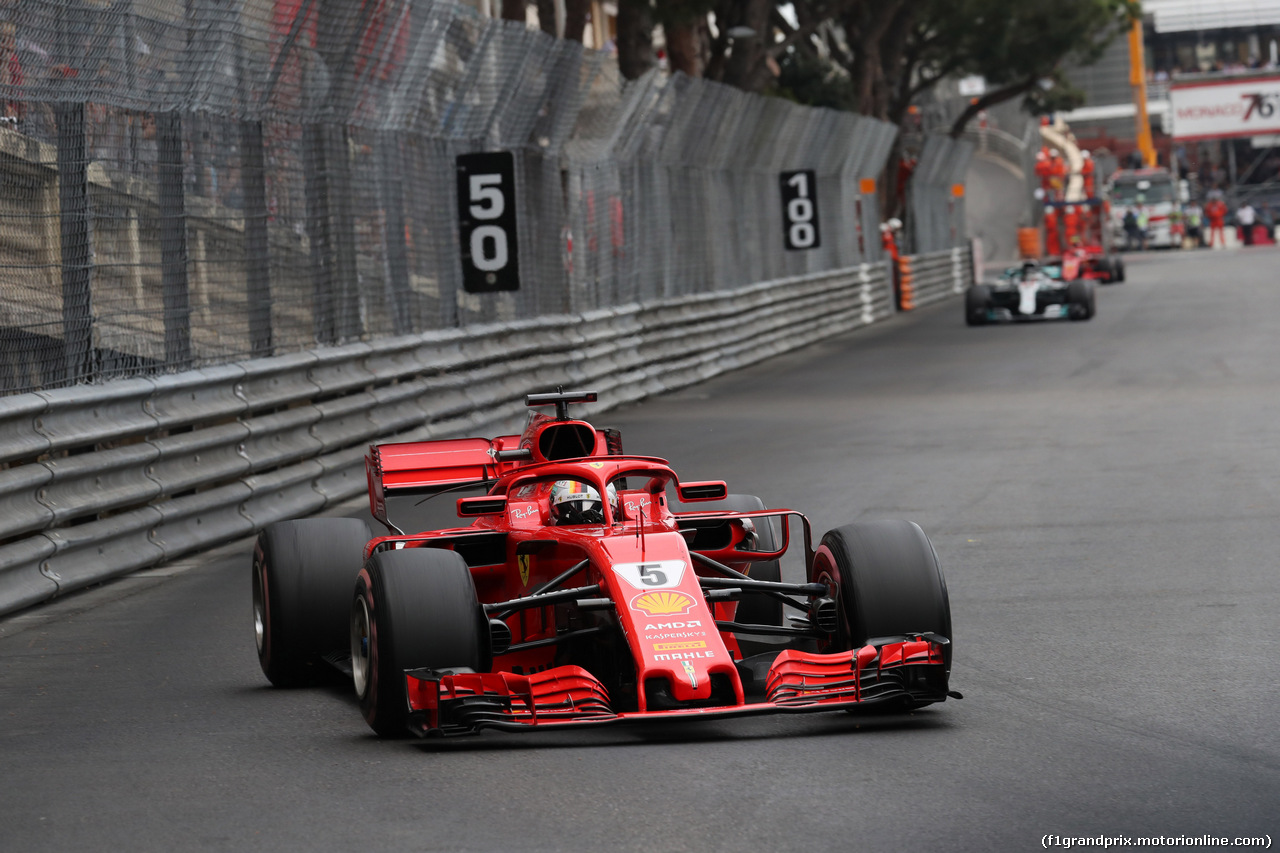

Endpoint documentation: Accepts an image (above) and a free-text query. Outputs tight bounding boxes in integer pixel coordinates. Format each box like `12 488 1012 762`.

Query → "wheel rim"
351 596 372 698
810 549 844 650
252 561 266 656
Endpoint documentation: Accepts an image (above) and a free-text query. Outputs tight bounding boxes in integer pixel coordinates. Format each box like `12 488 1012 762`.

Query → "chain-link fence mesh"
0 0 895 395
920 95 1040 236
905 133 974 255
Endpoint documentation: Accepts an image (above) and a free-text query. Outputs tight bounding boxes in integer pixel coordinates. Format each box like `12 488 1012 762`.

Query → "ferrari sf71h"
252 391 957 737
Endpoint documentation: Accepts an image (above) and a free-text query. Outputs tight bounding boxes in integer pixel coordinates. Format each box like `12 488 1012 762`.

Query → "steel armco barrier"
897 248 973 311
0 263 892 616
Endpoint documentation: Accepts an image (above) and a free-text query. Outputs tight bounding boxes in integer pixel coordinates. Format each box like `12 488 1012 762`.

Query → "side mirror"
457 496 508 517
677 481 728 502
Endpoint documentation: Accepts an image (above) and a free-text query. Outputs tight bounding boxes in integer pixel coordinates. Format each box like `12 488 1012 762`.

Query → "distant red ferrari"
252 390 957 738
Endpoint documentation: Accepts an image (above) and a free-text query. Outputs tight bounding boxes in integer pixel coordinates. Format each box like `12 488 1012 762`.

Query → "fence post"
378 130 412 335
55 101 93 385
157 111 192 369
240 120 274 358
303 126 362 345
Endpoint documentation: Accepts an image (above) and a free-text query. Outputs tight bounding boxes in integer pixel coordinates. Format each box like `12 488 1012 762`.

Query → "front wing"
404 638 949 736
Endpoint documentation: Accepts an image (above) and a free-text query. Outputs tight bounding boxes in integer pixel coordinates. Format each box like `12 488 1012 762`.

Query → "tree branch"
949 76 1038 138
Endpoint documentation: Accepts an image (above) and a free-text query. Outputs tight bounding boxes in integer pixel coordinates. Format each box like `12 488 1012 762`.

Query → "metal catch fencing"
0 261 893 616
906 133 975 255
0 0 895 396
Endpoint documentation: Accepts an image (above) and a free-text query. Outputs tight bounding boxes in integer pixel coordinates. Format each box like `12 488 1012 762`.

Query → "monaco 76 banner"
1170 74 1280 141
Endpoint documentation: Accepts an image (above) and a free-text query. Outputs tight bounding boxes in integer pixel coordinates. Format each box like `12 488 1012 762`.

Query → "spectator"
1236 202 1257 246
1136 204 1151 250
1205 195 1228 247
1123 208 1141 251
1183 201 1204 247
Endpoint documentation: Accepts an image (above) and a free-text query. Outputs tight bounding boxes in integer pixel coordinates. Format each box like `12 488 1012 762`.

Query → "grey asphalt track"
3 247 1278 852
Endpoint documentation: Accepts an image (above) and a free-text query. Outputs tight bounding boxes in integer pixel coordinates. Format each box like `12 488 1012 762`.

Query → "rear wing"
366 428 622 532
367 438 507 532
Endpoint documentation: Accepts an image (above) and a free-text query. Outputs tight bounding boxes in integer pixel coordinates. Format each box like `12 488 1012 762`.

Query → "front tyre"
810 520 952 693
1066 279 1096 320
253 518 371 687
352 548 488 738
965 285 992 326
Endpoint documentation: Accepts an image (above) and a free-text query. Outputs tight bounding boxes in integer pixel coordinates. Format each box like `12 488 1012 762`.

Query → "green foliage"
937 0 1135 85
771 0 1135 122
768 49 858 111
1024 70 1088 115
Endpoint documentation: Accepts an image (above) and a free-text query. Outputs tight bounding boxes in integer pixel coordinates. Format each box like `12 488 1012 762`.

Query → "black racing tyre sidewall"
354 548 487 738
1066 280 1095 320
253 517 371 687
965 285 991 326
678 493 783 626
810 520 952 676
1115 258 1125 282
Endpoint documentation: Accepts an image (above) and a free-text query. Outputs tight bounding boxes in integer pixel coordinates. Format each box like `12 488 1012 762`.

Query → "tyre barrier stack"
0 263 893 617
897 247 972 311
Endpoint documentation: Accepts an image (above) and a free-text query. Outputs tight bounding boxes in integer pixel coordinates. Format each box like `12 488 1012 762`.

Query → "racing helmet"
549 480 618 525
1020 259 1041 278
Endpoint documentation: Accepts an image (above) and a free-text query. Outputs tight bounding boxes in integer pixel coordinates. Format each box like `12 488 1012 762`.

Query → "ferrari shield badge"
518 553 531 586
681 660 699 688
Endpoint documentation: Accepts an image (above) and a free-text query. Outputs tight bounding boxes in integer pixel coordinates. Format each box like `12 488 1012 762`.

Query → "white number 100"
786 172 815 248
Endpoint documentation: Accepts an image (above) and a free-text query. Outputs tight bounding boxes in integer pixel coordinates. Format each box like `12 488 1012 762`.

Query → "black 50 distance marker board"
457 151 520 292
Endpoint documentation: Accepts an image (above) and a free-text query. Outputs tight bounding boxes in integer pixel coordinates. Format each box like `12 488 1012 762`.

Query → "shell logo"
631 590 695 616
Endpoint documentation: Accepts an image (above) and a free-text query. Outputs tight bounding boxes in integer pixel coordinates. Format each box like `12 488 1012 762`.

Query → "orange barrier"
1017 227 1042 258
898 256 915 310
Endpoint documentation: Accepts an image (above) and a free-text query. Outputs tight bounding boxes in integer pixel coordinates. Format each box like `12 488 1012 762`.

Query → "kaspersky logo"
630 590 695 616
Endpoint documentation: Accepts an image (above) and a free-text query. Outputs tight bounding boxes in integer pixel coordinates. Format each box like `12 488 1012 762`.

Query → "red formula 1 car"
252 391 956 737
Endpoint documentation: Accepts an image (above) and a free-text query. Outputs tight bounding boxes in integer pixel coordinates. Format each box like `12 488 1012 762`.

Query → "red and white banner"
1170 75 1280 141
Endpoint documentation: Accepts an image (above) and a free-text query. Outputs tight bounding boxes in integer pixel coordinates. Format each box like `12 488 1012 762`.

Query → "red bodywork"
363 401 948 736
1042 198 1118 283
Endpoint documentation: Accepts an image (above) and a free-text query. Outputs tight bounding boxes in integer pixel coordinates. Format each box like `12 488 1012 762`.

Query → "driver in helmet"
1020 259 1041 281
549 480 618 525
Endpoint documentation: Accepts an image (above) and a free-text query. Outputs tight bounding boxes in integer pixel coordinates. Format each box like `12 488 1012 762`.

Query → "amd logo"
646 620 702 631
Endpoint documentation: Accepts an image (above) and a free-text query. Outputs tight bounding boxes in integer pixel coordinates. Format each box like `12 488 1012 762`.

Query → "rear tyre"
810 520 952 703
252 518 371 687
1114 257 1126 282
683 494 783 626
965 285 991 326
352 548 488 738
1066 280 1096 320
